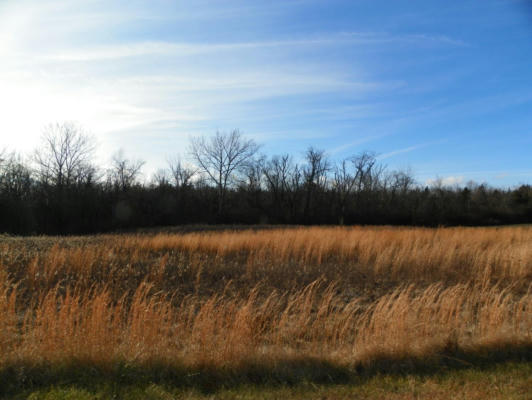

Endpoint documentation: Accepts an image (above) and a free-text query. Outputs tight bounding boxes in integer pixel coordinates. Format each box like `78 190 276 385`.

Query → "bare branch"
33 122 96 187
189 129 259 214
167 156 197 189
108 149 145 191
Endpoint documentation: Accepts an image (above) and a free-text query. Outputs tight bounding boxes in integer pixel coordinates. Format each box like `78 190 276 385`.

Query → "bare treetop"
33 122 96 187
189 129 259 215
108 149 145 191
167 156 196 189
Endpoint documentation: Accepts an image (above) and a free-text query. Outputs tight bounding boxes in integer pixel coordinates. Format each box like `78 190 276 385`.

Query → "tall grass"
0 280 530 371
0 226 530 381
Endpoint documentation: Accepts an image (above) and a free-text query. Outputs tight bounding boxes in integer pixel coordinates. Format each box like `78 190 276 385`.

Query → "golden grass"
0 226 530 375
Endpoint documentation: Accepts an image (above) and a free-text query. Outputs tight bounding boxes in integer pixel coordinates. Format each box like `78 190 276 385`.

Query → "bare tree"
108 149 145 191
167 156 196 190
303 147 330 221
303 147 330 188
151 168 171 188
351 151 378 193
0 151 32 199
189 130 259 215
33 122 96 188
389 168 416 194
263 154 304 221
263 154 292 210
286 162 305 221
242 154 265 192
332 158 357 224
241 155 266 215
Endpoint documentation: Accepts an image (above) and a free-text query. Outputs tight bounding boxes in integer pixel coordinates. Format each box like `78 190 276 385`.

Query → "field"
0 226 531 398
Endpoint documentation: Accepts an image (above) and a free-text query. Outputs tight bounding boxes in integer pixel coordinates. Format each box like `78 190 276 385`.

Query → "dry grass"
0 226 530 387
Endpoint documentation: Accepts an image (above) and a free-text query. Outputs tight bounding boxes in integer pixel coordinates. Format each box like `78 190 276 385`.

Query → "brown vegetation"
0 226 530 378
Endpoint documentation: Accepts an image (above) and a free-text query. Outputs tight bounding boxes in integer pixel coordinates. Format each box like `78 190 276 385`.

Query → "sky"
0 0 531 187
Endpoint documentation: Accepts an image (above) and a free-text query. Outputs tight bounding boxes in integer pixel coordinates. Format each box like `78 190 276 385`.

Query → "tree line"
1 122 531 235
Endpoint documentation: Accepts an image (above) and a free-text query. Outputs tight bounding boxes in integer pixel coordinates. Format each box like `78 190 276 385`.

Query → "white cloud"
425 176 465 187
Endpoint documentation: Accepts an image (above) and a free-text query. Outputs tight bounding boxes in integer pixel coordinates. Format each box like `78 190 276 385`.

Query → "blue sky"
0 0 531 186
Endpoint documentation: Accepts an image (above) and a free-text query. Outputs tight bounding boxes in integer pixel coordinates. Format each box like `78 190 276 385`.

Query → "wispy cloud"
38 31 467 63
0 0 528 186
39 40 331 62
328 132 393 155
377 140 445 160
2 9 410 163
337 31 468 47
378 144 427 160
